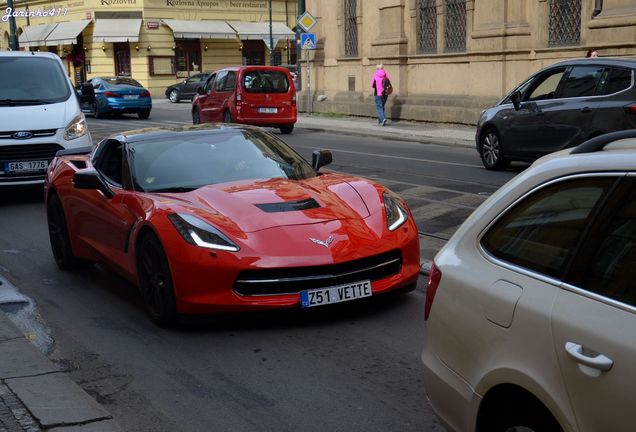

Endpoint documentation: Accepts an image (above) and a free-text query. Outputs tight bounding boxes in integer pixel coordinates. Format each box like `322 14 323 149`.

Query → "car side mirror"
73 169 114 198
312 150 333 172
510 90 522 111
196 86 205 95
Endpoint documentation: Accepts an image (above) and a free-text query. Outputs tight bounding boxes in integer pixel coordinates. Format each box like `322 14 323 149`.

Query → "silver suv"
423 130 636 432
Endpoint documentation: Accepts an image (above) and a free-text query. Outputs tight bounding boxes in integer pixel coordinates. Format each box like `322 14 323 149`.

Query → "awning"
93 19 142 43
44 20 91 46
18 23 57 48
162 19 235 39
227 21 295 50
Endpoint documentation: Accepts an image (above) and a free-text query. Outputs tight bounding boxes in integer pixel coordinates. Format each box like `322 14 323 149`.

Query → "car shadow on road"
0 185 44 205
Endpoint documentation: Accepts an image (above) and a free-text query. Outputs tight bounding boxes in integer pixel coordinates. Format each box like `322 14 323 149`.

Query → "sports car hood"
164 174 374 233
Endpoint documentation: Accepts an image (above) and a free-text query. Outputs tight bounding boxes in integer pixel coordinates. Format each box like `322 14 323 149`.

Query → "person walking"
371 64 390 126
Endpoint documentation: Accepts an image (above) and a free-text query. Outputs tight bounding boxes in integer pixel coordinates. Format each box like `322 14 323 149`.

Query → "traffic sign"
300 33 316 50
297 11 317 33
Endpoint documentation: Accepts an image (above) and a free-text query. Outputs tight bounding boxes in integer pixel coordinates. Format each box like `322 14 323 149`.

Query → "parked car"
0 51 91 186
78 77 152 119
164 73 211 103
476 58 636 170
192 66 297 134
44 124 419 326
422 130 636 431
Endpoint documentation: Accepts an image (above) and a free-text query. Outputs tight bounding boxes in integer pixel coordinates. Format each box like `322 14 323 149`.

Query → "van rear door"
239 69 294 120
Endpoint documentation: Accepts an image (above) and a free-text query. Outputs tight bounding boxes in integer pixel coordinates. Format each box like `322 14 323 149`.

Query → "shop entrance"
242 40 265 65
175 40 201 78
114 43 131 76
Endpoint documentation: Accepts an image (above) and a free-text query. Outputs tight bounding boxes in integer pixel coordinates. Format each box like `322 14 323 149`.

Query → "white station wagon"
422 130 636 432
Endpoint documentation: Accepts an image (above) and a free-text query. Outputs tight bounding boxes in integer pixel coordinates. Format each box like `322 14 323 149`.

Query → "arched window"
416 0 437 54
444 0 466 53
344 0 358 57
548 0 581 47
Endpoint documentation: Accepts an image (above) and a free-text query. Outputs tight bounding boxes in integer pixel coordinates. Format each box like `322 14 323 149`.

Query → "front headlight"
383 191 408 231
64 114 88 141
168 213 240 252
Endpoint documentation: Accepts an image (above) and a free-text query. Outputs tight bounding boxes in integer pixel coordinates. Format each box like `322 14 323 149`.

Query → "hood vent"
255 198 320 213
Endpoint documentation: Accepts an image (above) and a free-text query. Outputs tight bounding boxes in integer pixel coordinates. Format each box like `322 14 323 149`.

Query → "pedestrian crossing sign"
301 33 316 50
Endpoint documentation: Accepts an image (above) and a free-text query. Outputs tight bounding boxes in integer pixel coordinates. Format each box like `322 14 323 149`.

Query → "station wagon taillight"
140 91 151 97
103 91 121 98
424 262 442 320
624 103 636 115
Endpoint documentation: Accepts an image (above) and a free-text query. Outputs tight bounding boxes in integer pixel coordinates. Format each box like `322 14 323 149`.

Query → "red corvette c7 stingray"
44 124 420 325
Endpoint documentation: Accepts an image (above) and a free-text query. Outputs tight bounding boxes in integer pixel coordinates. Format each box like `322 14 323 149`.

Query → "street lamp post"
268 0 274 65
296 0 305 88
6 0 20 50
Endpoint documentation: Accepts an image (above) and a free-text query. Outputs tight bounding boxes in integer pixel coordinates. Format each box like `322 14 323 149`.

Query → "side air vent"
70 160 88 169
255 198 320 213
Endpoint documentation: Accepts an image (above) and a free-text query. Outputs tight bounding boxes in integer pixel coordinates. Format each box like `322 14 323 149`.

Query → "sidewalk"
0 277 121 432
295 113 475 148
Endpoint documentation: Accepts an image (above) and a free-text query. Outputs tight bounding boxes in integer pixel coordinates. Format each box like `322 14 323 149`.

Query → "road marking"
294 145 483 169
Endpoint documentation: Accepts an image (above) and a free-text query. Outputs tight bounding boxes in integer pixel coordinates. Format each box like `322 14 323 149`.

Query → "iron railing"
548 0 581 47
445 0 467 53
417 0 437 54
344 0 359 57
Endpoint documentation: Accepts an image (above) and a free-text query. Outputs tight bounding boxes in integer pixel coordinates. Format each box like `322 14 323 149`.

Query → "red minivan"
192 66 297 134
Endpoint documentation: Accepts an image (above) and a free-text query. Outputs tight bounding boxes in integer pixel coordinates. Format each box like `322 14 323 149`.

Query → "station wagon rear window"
242 71 289 93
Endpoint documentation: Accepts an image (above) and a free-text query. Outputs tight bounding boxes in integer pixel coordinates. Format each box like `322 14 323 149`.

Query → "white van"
0 51 92 186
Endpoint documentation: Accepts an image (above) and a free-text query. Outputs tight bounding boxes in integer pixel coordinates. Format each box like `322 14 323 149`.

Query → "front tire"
223 110 233 123
47 194 91 271
479 128 510 170
169 89 180 103
192 108 201 125
137 233 177 326
280 124 294 134
94 101 104 119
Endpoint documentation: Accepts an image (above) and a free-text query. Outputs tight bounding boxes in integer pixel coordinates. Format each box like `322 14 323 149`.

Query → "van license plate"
300 280 372 308
4 160 48 173
258 107 278 114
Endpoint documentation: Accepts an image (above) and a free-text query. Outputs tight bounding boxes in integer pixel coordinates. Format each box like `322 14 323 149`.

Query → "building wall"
304 0 636 125
1 0 296 96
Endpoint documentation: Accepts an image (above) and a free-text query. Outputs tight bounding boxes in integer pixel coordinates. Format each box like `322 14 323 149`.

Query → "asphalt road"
0 101 519 432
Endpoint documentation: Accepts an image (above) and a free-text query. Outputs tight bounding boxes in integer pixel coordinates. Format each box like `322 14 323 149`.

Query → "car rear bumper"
235 116 297 126
422 346 479 432
103 98 152 113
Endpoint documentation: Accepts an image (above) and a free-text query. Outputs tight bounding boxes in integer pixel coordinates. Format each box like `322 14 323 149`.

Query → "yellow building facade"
304 0 636 124
1 0 298 96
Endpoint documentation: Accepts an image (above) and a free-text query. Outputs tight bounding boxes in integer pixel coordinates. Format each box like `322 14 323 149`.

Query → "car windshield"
104 77 142 87
0 56 71 104
242 71 289 93
129 129 316 192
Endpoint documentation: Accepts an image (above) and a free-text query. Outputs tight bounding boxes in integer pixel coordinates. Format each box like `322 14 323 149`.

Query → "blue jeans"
374 95 386 123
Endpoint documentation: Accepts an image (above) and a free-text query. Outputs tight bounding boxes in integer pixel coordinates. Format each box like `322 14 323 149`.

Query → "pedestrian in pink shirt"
371 64 391 126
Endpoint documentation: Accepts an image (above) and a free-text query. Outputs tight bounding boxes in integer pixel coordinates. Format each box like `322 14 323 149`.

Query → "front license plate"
300 280 372 308
3 160 48 173
258 107 278 114
124 95 139 99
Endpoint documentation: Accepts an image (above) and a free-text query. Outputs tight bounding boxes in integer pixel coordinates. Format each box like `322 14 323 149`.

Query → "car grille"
0 129 57 139
0 143 64 180
234 249 402 296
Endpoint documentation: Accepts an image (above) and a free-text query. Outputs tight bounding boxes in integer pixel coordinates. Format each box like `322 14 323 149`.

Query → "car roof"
0 51 60 60
109 123 267 143
548 57 636 69
213 65 291 74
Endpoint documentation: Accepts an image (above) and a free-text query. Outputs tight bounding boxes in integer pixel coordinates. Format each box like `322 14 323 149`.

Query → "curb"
0 277 121 432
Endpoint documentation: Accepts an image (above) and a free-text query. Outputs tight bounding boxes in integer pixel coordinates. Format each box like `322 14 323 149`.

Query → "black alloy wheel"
192 108 201 125
223 110 233 123
47 194 91 271
479 128 510 170
169 89 180 103
137 233 177 326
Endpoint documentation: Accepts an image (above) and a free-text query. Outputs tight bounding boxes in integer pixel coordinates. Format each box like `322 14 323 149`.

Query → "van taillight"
424 262 442 320
291 94 296 107
624 103 636 114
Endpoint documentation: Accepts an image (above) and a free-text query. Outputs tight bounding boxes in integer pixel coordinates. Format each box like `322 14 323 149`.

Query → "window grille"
444 0 466 53
417 0 437 54
344 0 358 57
548 0 581 47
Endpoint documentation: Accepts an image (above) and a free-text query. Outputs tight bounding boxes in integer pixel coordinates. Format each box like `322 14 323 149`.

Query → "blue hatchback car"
79 77 152 119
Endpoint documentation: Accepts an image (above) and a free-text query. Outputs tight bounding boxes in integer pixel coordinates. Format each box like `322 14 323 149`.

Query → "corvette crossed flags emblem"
309 235 334 248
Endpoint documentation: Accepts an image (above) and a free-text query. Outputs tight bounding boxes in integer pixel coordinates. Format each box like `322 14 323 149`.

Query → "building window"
114 43 131 77
344 0 358 57
175 40 201 78
548 0 581 47
416 0 437 54
242 40 265 65
444 0 466 53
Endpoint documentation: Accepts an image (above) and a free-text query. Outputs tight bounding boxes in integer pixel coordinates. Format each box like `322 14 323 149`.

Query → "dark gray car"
476 58 636 170
164 73 211 103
